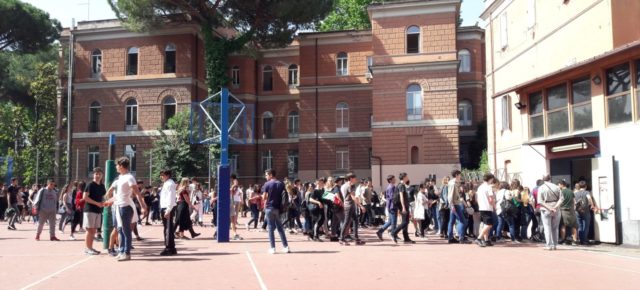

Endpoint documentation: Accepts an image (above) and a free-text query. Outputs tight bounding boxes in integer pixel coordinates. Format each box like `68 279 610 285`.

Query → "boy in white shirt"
104 157 147 261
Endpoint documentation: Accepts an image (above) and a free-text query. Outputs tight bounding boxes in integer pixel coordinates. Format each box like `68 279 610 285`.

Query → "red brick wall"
256 101 299 139
456 38 485 82
228 55 256 95
257 56 300 95
372 126 459 165
299 89 372 134
371 12 457 56
75 34 199 81
299 42 372 86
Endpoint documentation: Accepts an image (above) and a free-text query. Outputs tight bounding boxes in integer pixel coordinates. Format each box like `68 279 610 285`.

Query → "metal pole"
216 87 230 243
66 19 75 184
208 147 211 191
102 134 116 250
149 152 152 184
75 148 79 180
35 98 39 185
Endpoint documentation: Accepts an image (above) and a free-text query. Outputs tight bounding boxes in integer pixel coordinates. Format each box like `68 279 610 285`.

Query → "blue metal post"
217 87 230 242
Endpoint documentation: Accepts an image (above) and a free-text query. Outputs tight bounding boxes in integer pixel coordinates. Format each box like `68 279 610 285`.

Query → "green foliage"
0 0 61 52
146 111 215 183
0 62 58 185
479 149 489 173
0 45 58 105
318 0 374 31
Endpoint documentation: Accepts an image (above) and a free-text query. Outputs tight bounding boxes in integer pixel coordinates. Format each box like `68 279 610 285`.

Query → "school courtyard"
1 215 639 290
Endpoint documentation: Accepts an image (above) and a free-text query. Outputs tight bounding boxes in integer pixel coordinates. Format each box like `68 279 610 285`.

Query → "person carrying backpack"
495 182 518 243
391 172 414 244
574 181 593 245
261 168 290 254
438 176 450 239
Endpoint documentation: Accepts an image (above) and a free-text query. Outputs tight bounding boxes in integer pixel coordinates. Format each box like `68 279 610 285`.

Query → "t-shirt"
341 182 354 209
476 182 494 211
560 188 575 210
397 183 410 210
113 173 136 207
262 179 284 210
37 188 58 211
84 181 106 213
160 179 177 210
495 189 513 215
8 185 19 205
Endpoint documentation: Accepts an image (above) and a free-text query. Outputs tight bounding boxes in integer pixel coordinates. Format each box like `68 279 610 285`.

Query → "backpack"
392 184 403 209
281 189 290 210
440 186 450 209
575 191 590 214
500 193 518 217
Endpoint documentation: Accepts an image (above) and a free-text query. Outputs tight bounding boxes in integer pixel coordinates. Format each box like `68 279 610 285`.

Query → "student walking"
34 180 60 241
262 169 289 254
475 173 496 247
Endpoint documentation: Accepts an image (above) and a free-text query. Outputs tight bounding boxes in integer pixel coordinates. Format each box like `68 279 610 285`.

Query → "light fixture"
514 102 526 110
592 75 602 85
551 142 587 153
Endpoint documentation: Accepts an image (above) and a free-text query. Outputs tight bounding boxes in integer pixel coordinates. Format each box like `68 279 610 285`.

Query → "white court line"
20 256 95 290
245 251 268 290
511 248 640 275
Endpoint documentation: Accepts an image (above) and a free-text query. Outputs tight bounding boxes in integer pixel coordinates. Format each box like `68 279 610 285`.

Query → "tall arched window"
231 65 240 87
336 52 348 76
263 65 273 91
89 101 101 132
125 98 138 130
458 100 473 126
458 49 471 72
336 102 349 132
162 96 177 129
91 49 102 77
164 43 176 73
262 111 273 139
411 146 420 164
288 64 298 87
127 47 138 75
406 25 420 54
406 84 423 120
288 111 299 137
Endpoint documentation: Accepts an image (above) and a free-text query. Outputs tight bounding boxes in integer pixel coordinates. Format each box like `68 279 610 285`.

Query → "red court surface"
1 215 639 290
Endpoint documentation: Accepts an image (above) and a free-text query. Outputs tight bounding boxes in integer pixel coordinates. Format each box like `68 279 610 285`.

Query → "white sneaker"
245 223 250 231
268 248 276 254
69 235 76 240
281 247 290 254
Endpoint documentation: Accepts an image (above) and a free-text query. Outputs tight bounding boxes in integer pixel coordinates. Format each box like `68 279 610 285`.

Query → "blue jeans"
489 212 499 238
429 207 439 232
265 208 288 249
448 204 468 240
577 211 591 244
117 206 134 254
497 213 517 241
248 204 259 228
377 208 397 234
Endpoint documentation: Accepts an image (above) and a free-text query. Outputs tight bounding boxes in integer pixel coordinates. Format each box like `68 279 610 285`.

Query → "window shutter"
495 97 503 131
500 13 508 49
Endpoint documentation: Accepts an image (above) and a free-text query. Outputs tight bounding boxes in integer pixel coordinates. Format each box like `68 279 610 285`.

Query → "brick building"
59 0 485 190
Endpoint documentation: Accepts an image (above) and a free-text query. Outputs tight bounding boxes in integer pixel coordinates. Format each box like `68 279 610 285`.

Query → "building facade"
60 0 485 192
482 0 640 245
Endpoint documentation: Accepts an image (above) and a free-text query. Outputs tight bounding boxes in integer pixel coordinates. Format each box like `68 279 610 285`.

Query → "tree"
109 0 333 91
0 45 58 106
147 111 210 183
0 0 61 52
318 0 374 32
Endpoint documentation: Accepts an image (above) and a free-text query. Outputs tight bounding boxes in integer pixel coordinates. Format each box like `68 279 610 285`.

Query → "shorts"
480 211 494 225
561 209 577 228
83 212 102 229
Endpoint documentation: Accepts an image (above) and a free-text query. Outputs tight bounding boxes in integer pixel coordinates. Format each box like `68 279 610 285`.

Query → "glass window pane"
530 115 544 139
407 34 419 54
547 109 568 136
607 94 632 124
606 63 630 95
572 103 592 131
547 84 567 110
529 92 543 115
636 59 640 86
572 77 591 104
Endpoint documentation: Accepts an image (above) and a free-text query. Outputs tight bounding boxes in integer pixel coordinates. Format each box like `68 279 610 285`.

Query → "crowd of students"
1 157 598 259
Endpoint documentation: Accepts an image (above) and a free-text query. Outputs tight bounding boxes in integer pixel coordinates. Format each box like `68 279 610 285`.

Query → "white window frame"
288 64 299 87
500 12 509 50
124 144 137 174
287 150 299 179
406 25 421 54
232 66 240 88
230 154 239 174
164 43 176 73
87 147 99 176
458 100 473 126
125 98 138 130
262 150 273 172
288 111 299 137
162 96 177 129
127 47 139 75
336 52 348 76
501 95 511 131
336 102 349 132
527 0 536 30
262 111 274 139
89 101 101 132
263 65 273 91
458 49 471 73
336 146 349 170
91 49 102 77
406 84 423 120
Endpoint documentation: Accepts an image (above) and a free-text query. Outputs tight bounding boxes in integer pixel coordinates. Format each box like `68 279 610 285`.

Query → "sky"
24 0 485 28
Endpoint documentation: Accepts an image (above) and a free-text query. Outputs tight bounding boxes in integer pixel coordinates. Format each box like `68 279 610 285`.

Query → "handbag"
333 195 342 207
58 204 67 214
465 206 475 215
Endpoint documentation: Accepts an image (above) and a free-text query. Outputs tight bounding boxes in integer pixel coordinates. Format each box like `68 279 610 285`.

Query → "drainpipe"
254 59 260 183
489 14 498 173
315 38 319 179
66 19 75 184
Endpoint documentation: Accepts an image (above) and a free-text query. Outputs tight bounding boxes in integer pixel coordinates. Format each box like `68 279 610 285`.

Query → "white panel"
592 156 617 243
